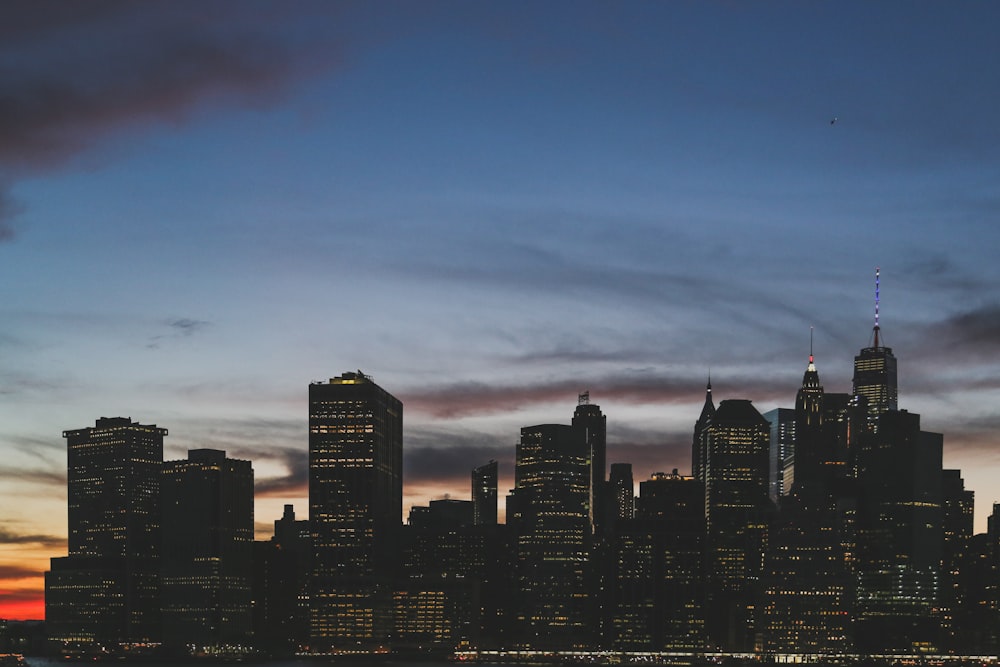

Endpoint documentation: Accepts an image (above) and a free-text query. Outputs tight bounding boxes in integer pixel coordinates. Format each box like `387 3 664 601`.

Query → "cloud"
146 318 211 348
0 526 66 550
0 6 312 170
0 188 21 242
252 446 309 498
0 1 340 238
0 564 41 579
400 372 794 420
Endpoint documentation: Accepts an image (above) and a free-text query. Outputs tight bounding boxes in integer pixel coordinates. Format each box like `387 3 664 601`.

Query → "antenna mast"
873 267 881 349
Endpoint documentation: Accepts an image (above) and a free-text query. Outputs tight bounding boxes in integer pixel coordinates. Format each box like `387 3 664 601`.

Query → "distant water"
24 660 459 667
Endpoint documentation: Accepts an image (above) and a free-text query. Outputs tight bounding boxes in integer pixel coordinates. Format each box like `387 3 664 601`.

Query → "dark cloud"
0 188 21 242
0 589 43 604
0 1 341 238
147 318 212 349
252 446 308 498
0 564 41 579
0 466 64 487
0 526 66 549
0 6 310 169
405 442 514 490
400 372 794 420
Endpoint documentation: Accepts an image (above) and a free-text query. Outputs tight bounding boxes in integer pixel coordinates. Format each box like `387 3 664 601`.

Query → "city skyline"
4 1 1000 622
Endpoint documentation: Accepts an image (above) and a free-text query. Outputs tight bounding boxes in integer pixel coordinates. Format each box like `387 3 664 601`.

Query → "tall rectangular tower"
45 417 166 652
509 423 592 649
161 449 254 652
308 371 403 651
472 460 498 526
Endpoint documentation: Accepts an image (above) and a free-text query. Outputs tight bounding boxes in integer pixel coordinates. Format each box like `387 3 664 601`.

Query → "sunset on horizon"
3 2 1000 644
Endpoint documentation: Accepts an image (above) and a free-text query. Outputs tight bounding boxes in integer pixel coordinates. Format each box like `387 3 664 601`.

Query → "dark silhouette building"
691 379 715 484
45 417 166 654
701 399 772 651
854 409 943 652
763 407 795 503
472 460 498 526
253 504 312 655
572 392 606 535
308 371 403 651
508 422 592 649
160 449 254 653
607 471 705 650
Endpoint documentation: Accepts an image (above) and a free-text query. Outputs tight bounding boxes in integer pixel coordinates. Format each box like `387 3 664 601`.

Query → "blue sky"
3 1 1000 618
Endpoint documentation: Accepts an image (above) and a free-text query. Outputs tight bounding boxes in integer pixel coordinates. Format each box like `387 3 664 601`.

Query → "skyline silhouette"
4 2 1000 624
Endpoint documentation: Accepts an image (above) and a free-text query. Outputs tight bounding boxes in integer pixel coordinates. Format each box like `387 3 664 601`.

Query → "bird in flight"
830 117 838 125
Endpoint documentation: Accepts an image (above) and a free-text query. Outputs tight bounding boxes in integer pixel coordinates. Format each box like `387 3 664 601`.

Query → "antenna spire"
809 326 814 364
873 267 881 349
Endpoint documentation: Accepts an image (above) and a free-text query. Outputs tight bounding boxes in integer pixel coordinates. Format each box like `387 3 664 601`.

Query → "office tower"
606 471 705 650
702 399 772 652
608 463 634 526
508 423 592 649
691 379 715 483
791 340 826 505
399 499 483 649
572 392 606 532
939 469 975 651
472 460 498 526
854 409 943 653
308 371 403 651
253 505 312 655
160 449 253 653
45 417 166 653
853 269 898 426
763 408 795 503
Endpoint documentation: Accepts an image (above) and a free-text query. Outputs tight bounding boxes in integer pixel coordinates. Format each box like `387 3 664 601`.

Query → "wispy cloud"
0 564 42 579
147 318 211 348
0 526 66 550
400 372 793 420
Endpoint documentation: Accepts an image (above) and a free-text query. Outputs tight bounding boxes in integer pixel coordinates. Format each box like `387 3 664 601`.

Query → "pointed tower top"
699 373 716 421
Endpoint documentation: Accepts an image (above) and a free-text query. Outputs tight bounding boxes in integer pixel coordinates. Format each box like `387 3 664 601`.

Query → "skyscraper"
508 423 592 649
691 379 715 483
572 392 606 532
472 460 498 526
45 417 166 653
853 269 898 426
308 371 403 651
702 399 771 651
160 449 254 653
855 409 943 652
762 408 795 503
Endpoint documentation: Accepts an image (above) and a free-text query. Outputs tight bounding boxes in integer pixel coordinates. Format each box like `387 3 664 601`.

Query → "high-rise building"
691 380 715 483
702 399 772 651
308 371 403 651
253 504 312 655
854 409 943 653
762 408 795 503
160 449 254 653
606 471 705 650
45 417 166 653
572 392 606 532
472 460 498 526
508 423 592 649
853 269 898 427
608 463 634 526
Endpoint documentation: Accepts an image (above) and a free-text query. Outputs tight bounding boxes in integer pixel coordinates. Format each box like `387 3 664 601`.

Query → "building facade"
160 449 254 653
308 371 403 651
46 417 167 653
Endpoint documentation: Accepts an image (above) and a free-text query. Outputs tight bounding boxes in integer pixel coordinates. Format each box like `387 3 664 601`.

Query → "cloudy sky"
3 1 1000 620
